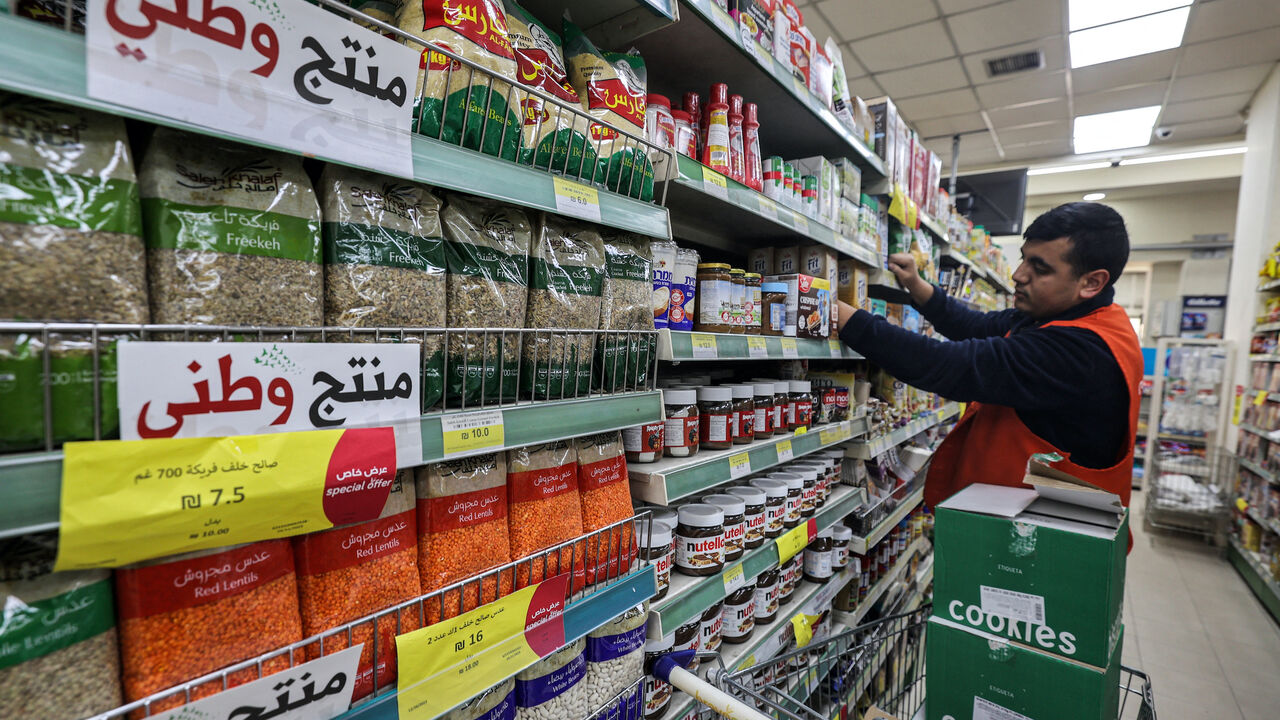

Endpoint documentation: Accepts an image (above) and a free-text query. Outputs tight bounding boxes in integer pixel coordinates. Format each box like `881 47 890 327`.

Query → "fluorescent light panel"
1119 147 1247 165
1068 0 1190 32
1068 6 1191 68
1073 106 1161 154
1083 192 1107 201
1027 162 1112 176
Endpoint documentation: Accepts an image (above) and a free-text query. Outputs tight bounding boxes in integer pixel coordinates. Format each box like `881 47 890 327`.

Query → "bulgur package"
507 441 583 588
503 0 597 177
295 472 420 701
0 334 120 452
140 128 322 327
396 0 523 161
320 165 445 407
116 540 303 708
416 453 513 622
597 231 654 392
523 213 604 400
564 21 654 201
0 534 121 720
0 92 147 323
575 431 637 583
442 194 531 405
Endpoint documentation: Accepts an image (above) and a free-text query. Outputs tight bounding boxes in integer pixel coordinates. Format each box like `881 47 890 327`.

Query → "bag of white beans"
582 602 647 709
515 637 589 720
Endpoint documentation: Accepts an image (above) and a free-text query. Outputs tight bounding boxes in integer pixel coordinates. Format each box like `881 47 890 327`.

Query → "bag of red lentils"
115 540 303 710
295 471 420 701
507 440 585 589
575 431 638 584
416 453 513 623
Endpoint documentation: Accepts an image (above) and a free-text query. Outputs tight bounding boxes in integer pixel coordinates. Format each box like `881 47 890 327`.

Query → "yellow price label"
55 428 398 570
723 563 746 594
398 574 569 720
791 612 820 648
552 177 602 222
828 339 842 358
780 337 799 358
728 452 752 479
1237 497 1249 512
820 428 840 445
1255 391 1269 407
776 518 814 564
746 335 769 358
793 213 809 235
776 438 794 462
793 426 808 436
691 333 719 359
703 167 730 199
757 195 778 220
440 410 505 457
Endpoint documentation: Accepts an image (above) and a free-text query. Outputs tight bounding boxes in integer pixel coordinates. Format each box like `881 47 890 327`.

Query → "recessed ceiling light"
1119 147 1248 165
1083 192 1107 201
1026 161 1113 176
1073 106 1161 154
1069 7 1191 68
1068 0 1190 32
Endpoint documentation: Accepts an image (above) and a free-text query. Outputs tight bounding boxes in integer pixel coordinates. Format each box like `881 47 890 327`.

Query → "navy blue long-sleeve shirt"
838 286 1130 469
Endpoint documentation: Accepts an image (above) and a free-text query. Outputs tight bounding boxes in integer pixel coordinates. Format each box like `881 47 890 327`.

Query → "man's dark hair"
1023 202 1129 287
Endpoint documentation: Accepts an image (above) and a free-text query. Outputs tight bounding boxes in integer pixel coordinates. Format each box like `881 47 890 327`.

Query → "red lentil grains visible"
575 431 638 584
507 441 585 590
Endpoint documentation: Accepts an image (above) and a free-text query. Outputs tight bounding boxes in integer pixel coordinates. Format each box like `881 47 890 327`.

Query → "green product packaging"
933 468 1127 669
926 617 1122 720
0 335 120 452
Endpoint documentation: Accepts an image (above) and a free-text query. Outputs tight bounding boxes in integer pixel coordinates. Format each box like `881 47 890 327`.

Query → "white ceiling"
794 0 1280 169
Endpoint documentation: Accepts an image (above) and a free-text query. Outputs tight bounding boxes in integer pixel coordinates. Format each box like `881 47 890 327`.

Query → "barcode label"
973 696 1033 720
980 585 1046 625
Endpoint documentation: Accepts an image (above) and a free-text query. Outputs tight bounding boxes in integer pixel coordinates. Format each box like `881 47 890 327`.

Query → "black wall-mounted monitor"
951 169 1028 236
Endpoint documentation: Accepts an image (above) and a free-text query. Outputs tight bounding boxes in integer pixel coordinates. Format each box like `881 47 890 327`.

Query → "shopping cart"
654 604 1157 720
1145 442 1234 545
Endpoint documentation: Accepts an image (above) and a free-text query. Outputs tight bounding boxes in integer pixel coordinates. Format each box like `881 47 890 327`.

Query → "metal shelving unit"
845 403 961 460
849 487 924 555
831 537 928 628
658 328 864 362
1228 537 1280 624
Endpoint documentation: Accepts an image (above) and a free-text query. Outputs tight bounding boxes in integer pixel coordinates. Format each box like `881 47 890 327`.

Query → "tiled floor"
1125 489 1280 720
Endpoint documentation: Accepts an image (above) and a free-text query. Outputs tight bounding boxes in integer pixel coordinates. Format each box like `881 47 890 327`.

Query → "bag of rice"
396 0 524 162
0 334 119 452
319 164 445 407
564 21 654 201
139 128 322 327
0 92 147 323
597 230 654 392
523 213 604 400
343 0 401 36
441 194 531 405
502 0 597 177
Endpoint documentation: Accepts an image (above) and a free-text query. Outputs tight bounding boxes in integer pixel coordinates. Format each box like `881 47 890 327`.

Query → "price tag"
1255 391 1269 407
793 213 809 235
780 338 799 358
710 3 737 36
791 612 816 648
757 195 778 220
1237 497 1250 512
691 333 719 358
723 563 746 594
398 575 569 719
776 518 815 564
793 426 807 436
829 339 843 358
776 439 794 462
553 177 603 222
728 452 752 479
820 427 840 445
55 428 398 570
440 410 505 457
703 168 730 200
747 336 769 358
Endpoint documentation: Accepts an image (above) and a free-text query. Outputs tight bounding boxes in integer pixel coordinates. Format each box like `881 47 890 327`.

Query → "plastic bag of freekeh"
596 230 654 392
564 21 654 201
396 0 524 162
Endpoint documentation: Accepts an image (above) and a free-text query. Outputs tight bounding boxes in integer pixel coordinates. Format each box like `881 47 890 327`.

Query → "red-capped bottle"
728 94 746 184
683 92 703 162
702 83 732 175
744 102 763 192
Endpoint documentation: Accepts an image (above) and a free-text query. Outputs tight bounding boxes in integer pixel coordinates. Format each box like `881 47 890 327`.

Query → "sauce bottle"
728 94 746 184
702 83 732 175
744 102 763 192
683 92 703 161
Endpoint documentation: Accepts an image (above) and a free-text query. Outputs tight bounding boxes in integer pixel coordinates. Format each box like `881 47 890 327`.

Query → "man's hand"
887 252 934 306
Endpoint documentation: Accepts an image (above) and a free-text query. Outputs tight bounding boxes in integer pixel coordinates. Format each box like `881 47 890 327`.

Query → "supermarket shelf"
630 417 870 505
0 391 664 539
1241 501 1280 536
831 538 928 628
339 566 658 720
941 247 977 270
1228 537 1280 625
1240 458 1278 485
1152 431 1209 445
646 483 868 637
1256 321 1280 333
1246 387 1280 402
1259 278 1280 292
1250 355 1280 362
915 551 934 588
1240 424 1276 441
919 213 950 245
663 154 879 265
850 487 925 555
516 0 676 47
658 327 865 362
845 403 962 460
631 0 885 174
0 15 672 241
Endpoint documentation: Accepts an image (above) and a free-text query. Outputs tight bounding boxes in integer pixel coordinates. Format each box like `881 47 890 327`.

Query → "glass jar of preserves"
700 600 724 654
730 384 754 445
721 582 756 643
761 282 788 336
639 519 673 600
832 525 852 570
753 566 780 624
674 504 725 576
623 421 664 463
752 382 774 439
695 263 733 333
803 528 834 583
729 267 746 334
788 380 813 429
663 389 699 458
698 386 735 450
744 272 762 334
772 380 790 431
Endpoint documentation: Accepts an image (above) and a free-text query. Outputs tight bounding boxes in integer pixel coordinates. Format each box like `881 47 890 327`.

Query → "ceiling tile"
876 59 971 97
1151 116 1246 143
946 0 1063 55
975 70 1068 108
1070 50 1178 96
1001 139 1072 162
987 98 1068 128
816 0 939 42
1184 0 1280 43
850 20 957 73
938 0 1006 14
962 36 1066 85
1168 63 1274 103
838 50 868 78
995 122 1068 146
896 88 981 120
849 75 886 100
801 6 837 47
1178 25 1280 76
1073 83 1169 116
915 112 989 138
1160 93 1253 124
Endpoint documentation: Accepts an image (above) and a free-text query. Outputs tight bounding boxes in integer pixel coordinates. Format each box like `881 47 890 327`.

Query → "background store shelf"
0 15 672 240
831 537 927 628
1241 502 1280 536
1250 355 1280 362
0 392 664 539
1228 538 1280 625
1260 278 1280 293
658 328 864 362
517 0 676 47
1256 321 1280 332
849 488 924 554
1241 458 1279 485
1240 424 1274 440
629 416 870 505
845 403 961 460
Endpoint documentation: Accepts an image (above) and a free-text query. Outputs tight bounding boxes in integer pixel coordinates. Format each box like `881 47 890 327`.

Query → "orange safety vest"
924 302 1143 510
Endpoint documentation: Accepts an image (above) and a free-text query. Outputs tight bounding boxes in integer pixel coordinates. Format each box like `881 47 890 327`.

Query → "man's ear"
1078 268 1110 299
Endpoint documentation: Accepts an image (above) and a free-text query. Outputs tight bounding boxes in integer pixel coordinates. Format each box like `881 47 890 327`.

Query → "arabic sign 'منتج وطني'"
117 341 422 468
86 0 418 177
54 427 398 570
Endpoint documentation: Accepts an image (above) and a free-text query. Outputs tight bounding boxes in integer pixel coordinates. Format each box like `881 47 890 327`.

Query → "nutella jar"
753 566 780 624
640 519 674 600
643 633 674 719
674 504 725 576
725 486 765 549
730 384 755 444
832 525 852 570
768 472 803 528
820 450 847 491
674 618 701 673
721 582 756 643
788 380 813 430
789 462 824 513
703 494 746 562
752 383 775 439
663 389 699 458
749 478 786 538
803 528 834 583
857 551 870 599
778 555 800 605
700 600 723 654
624 421 665 463
697 386 734 450
646 505 678 529
772 381 790 431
